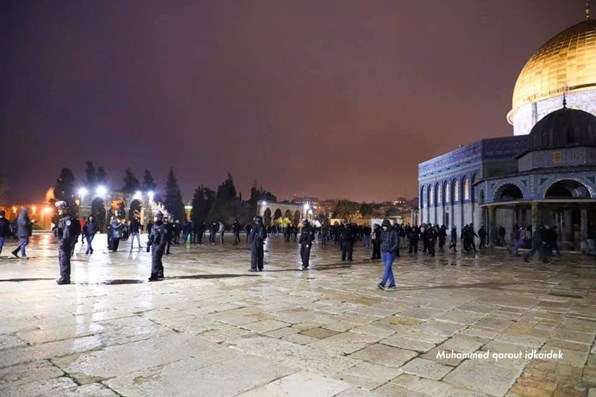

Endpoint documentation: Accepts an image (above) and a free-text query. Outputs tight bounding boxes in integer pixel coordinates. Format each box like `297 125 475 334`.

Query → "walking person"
12 207 32 258
148 211 168 281
249 216 266 271
478 226 487 249
53 201 78 285
83 215 99 254
109 216 123 252
523 225 548 263
378 219 398 291
129 216 142 250
0 210 11 255
299 219 316 270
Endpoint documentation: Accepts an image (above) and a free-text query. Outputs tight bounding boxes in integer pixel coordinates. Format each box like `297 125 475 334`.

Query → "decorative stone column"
580 207 588 252
488 205 496 247
531 202 539 235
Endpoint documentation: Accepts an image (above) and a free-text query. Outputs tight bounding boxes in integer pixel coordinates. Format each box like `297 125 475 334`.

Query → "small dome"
528 107 596 151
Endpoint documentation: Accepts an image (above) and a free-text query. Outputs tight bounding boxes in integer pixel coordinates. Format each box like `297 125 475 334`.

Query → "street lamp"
147 191 155 202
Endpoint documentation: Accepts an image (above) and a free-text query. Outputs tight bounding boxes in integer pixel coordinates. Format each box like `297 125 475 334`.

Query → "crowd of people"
2 204 595 287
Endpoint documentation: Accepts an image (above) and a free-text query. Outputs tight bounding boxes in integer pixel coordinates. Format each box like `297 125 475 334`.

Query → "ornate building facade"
419 17 596 250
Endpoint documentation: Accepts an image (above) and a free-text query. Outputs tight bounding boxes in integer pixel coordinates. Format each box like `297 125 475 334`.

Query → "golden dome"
511 19 596 111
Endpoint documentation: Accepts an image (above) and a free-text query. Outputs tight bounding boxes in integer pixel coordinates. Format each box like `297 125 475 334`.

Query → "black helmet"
254 215 263 224
154 211 164 219
302 219 309 226
381 219 391 228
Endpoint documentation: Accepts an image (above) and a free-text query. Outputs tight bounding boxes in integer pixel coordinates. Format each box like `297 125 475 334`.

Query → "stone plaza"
0 234 595 397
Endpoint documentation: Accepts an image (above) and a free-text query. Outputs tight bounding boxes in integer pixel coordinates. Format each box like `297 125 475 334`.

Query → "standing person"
249 216 266 271
438 225 447 250
79 216 86 246
371 224 382 260
408 226 420 253
209 221 217 245
340 223 356 261
12 207 32 258
83 215 99 255
218 221 225 244
478 226 488 248
129 216 142 249
449 227 457 252
148 211 168 281
244 223 252 244
197 221 205 245
508 224 522 256
109 217 123 252
299 219 316 270
53 201 77 285
523 225 547 263
378 219 398 291
0 210 11 255
232 219 241 245
165 219 174 254
363 225 372 248
550 226 561 256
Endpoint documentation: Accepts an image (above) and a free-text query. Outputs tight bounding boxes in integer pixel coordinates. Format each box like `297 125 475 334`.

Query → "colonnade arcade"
78 191 154 231
480 179 595 251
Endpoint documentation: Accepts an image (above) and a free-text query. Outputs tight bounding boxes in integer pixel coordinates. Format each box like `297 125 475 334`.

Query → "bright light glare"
78 187 88 198
96 186 107 198
303 203 310 210
134 191 142 199
148 191 155 201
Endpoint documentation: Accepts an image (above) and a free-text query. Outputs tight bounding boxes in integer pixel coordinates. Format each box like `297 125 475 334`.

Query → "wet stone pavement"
0 233 595 397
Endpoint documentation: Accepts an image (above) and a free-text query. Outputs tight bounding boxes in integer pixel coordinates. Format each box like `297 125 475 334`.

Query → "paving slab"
0 235 594 396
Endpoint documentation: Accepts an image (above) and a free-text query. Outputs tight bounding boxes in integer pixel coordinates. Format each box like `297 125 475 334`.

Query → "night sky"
0 1 584 203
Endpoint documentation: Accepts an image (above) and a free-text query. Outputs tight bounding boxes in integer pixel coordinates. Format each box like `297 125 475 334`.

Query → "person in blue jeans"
378 219 398 291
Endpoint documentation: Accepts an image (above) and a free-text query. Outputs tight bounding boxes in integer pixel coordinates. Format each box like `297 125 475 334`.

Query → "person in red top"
79 217 86 246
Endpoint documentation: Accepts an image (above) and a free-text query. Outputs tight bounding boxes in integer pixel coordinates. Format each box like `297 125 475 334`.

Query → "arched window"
445 181 451 203
463 177 470 201
429 185 435 206
437 183 442 204
454 179 460 202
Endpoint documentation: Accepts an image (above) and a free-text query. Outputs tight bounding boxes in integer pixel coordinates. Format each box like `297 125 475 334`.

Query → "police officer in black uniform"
249 216 266 271
54 201 76 285
299 219 316 270
148 211 169 281
341 223 356 261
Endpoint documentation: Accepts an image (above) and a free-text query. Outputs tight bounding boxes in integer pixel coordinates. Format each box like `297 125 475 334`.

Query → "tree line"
52 162 276 226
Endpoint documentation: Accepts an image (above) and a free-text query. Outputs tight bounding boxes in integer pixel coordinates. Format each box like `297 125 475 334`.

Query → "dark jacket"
16 208 32 238
129 218 141 234
299 225 315 245
55 215 77 248
380 228 398 253
149 220 168 251
0 217 11 238
84 219 99 236
249 223 266 245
